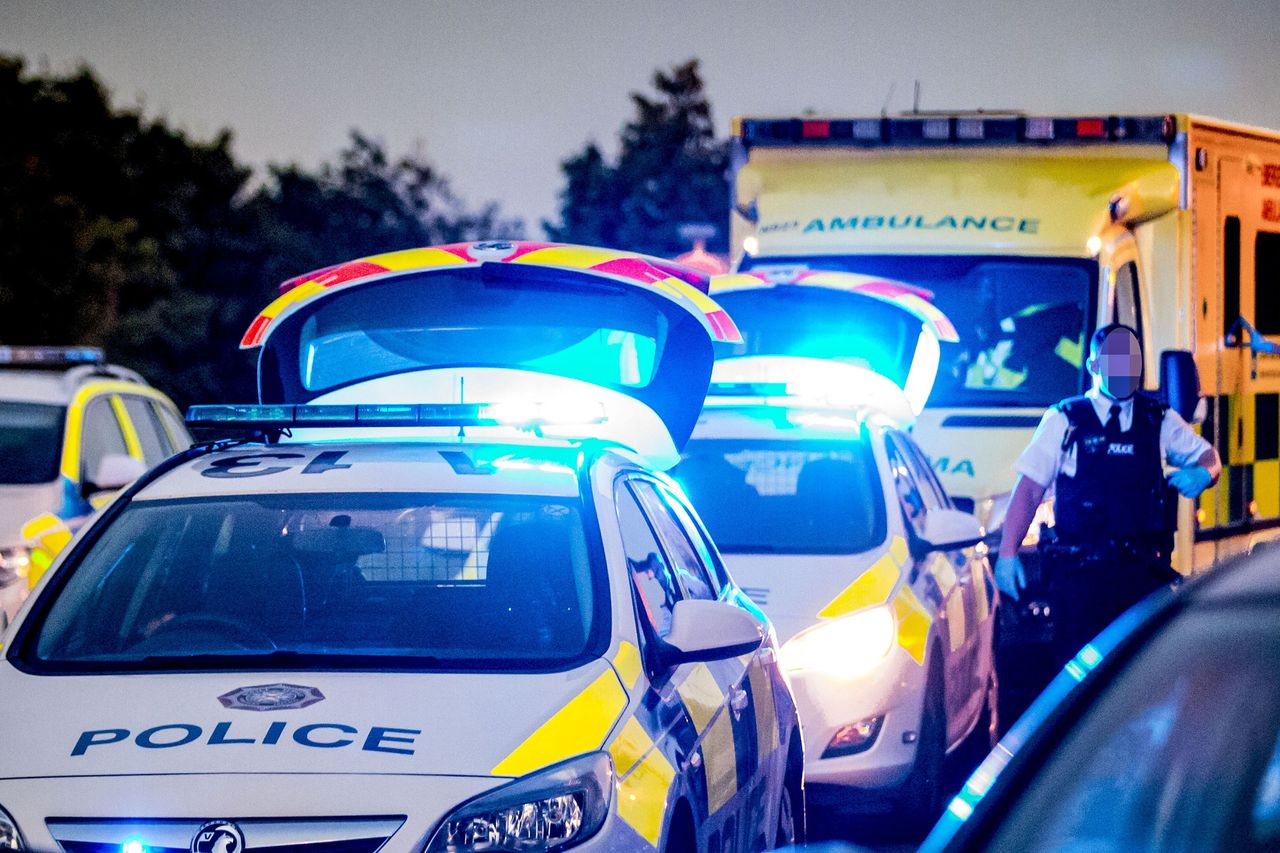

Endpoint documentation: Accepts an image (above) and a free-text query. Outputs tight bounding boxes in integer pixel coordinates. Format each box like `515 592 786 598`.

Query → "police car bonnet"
252 257 733 469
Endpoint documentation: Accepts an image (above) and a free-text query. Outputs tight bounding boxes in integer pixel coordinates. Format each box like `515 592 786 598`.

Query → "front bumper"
0 773 653 853
786 645 928 790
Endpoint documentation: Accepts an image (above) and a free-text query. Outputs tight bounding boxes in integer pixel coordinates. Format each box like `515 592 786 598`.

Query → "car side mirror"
1159 349 1202 423
656 599 763 668
84 454 147 496
917 508 985 553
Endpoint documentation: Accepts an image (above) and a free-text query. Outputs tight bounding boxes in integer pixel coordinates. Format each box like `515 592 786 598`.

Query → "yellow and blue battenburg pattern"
485 640 785 848
241 241 742 349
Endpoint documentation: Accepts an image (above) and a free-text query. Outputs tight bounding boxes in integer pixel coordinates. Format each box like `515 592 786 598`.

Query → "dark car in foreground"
920 547 1280 853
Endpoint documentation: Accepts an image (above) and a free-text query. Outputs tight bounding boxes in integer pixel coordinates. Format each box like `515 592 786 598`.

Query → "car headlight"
780 605 896 679
426 752 613 852
0 547 31 584
0 804 24 851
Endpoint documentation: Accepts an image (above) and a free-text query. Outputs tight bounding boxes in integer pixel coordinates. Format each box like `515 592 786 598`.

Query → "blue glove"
1168 465 1212 499
995 555 1026 602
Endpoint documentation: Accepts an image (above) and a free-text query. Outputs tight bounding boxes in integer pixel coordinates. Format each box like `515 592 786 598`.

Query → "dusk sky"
5 0 1280 232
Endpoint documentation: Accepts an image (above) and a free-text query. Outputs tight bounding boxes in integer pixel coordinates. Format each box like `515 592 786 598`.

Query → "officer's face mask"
1091 327 1143 400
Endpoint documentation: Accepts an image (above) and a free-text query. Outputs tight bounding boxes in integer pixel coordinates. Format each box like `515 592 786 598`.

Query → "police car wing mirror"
1159 349 1201 423
656 599 763 668
86 454 147 495
917 508 985 553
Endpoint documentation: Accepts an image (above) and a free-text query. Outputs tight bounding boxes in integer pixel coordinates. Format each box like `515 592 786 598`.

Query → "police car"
674 273 996 818
0 346 189 621
0 242 803 853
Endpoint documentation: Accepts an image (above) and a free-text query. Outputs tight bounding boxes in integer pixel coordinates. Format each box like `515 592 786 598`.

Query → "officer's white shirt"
1014 388 1212 492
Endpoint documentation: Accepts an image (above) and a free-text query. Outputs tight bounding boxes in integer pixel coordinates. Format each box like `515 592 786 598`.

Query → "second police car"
0 242 802 853
675 271 998 819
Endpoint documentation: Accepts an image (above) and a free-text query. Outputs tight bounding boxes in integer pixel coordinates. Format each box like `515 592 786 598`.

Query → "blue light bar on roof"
738 114 1175 148
185 402 609 433
0 346 104 367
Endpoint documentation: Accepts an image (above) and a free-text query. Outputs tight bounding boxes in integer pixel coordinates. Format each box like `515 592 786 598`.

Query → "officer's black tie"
1105 403 1123 440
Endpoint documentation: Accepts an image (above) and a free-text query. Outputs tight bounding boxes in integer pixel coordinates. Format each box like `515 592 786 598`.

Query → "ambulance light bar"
186 402 609 433
737 114 1175 148
0 346 104 367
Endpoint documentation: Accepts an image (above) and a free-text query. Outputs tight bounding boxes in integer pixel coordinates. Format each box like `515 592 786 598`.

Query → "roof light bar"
185 402 609 433
0 346 104 367
737 114 1175 148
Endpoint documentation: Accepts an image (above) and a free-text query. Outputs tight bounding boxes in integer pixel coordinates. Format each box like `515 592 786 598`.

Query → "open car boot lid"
242 241 741 469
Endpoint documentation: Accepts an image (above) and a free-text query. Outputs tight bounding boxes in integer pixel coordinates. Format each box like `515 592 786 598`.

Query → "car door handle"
730 684 750 718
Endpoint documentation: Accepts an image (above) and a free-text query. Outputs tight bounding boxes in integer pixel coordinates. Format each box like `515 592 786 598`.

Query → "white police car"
0 243 802 853
673 277 996 818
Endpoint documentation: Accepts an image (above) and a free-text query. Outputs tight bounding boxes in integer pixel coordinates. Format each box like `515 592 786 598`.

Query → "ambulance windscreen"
737 255 1096 408
24 494 605 673
0 402 66 485
673 437 886 554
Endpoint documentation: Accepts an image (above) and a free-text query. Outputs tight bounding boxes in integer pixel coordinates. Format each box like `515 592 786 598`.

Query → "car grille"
48 817 405 853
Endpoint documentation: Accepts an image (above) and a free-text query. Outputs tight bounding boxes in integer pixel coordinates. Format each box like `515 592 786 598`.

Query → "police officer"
995 323 1220 664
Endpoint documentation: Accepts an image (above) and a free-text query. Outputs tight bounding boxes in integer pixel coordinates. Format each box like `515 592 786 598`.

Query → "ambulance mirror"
86 453 147 495
1159 350 1201 423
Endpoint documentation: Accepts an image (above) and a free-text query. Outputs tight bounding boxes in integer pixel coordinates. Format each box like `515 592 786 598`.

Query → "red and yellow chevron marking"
241 241 740 348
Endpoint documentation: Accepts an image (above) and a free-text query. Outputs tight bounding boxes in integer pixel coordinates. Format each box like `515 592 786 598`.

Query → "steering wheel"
135 613 277 652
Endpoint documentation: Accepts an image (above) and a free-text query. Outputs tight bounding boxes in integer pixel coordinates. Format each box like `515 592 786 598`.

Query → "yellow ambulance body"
729 113 1280 573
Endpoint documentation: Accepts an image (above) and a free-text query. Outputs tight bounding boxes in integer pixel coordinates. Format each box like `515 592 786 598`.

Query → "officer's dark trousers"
1042 542 1180 669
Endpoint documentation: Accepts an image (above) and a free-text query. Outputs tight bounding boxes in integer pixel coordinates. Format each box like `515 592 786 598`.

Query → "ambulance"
0 241 803 853
728 112 1280 574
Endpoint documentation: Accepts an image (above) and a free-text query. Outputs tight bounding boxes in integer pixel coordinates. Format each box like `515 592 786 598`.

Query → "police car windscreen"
738 255 1096 407
0 402 66 484
25 494 603 672
673 439 885 554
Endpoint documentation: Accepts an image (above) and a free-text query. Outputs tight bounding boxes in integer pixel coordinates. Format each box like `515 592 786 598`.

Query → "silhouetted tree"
545 59 728 257
0 56 518 406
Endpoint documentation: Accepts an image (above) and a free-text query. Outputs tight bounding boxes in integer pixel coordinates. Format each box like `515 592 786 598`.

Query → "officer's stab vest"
1053 394 1168 542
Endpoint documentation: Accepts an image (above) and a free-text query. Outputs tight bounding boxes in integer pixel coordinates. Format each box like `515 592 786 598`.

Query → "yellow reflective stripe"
60 382 174 481
677 663 723 732
1257 460 1280 518
1055 335 1084 368
892 585 932 665
929 553 958 597
973 561 990 623
109 396 144 460
889 535 909 564
21 512 72 589
612 641 643 691
512 245 628 269
489 667 627 777
817 554 899 618
609 717 675 846
677 663 736 814
747 661 778 758
945 592 967 652
360 247 472 271
708 273 765 295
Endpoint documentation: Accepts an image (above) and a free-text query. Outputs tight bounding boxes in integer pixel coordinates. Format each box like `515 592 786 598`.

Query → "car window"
121 396 171 463
80 397 129 485
27 493 601 672
631 480 717 602
656 482 726 593
885 436 928 536
155 402 192 450
672 436 885 554
0 402 66 485
616 479 685 638
897 433 950 510
985 606 1280 853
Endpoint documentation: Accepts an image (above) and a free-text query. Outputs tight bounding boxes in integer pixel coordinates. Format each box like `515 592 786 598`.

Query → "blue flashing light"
1078 643 1103 669
122 839 147 853
186 401 608 433
0 345 104 367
